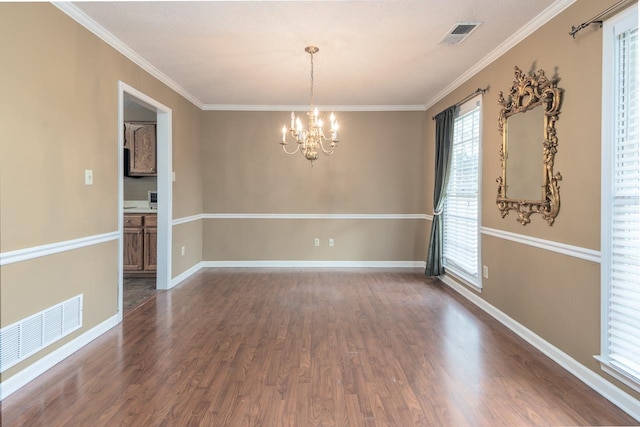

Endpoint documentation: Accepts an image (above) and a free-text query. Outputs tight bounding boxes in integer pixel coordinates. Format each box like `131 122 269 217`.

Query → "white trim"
169 260 425 288
596 357 640 395
600 0 618 368
172 214 204 226
599 3 640 397
0 314 119 401
203 261 426 268
0 232 119 266
424 0 576 110
171 261 206 289
118 82 173 299
202 213 430 220
173 213 432 225
444 272 483 293
443 97 483 288
202 104 426 112
439 276 640 422
480 226 601 263
52 3 203 110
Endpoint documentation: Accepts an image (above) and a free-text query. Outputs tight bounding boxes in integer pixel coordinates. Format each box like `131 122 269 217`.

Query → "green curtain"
425 106 456 277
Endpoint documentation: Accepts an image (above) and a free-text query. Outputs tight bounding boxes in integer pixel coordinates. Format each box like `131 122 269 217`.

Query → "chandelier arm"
319 134 337 144
318 140 336 155
281 143 301 155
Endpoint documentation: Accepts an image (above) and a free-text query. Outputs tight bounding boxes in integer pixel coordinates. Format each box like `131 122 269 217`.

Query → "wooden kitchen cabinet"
143 215 157 272
123 213 157 276
123 227 143 271
124 122 157 176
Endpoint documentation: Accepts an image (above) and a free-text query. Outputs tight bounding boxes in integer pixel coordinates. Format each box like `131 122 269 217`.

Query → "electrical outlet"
314 238 320 247
84 169 93 185
483 265 489 279
329 238 334 247
181 246 186 256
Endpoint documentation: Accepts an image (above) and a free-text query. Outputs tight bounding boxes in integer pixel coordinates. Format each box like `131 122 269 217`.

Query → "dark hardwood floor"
1 269 637 426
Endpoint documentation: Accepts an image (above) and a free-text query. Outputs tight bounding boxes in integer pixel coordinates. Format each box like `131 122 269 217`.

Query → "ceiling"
66 1 572 110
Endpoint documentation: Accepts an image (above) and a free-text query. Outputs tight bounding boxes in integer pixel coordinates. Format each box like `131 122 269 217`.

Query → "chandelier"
280 46 339 164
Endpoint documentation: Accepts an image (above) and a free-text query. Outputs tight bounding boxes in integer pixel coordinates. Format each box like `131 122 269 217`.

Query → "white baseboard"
169 260 426 289
439 275 640 422
171 261 206 288
202 260 426 268
170 260 426 289
0 314 119 401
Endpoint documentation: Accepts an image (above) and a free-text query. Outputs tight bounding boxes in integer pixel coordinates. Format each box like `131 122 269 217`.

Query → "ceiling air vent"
440 22 482 45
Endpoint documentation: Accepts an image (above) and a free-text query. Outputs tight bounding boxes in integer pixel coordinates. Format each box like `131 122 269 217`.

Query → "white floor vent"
0 295 82 373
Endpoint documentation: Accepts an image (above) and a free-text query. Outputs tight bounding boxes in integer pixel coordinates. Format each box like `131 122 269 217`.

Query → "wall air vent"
440 22 482 45
0 295 83 373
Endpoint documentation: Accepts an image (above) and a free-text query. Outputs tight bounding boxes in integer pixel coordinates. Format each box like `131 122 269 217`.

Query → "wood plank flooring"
1 269 637 426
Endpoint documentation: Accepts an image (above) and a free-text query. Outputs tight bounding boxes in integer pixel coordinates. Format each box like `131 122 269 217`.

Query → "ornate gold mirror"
497 66 562 225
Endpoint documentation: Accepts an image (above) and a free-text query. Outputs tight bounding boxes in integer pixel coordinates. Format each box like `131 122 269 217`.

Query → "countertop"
123 201 157 214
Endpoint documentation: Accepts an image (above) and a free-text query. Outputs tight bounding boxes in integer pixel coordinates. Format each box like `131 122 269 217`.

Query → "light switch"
172 171 176 182
84 169 93 185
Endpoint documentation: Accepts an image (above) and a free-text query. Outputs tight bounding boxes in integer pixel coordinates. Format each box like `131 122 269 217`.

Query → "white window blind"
443 99 481 286
600 4 640 391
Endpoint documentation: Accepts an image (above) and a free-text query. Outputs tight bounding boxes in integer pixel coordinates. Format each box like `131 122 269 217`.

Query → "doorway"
118 82 172 322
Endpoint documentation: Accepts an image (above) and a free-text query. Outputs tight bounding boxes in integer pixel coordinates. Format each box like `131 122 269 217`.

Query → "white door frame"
117 81 173 321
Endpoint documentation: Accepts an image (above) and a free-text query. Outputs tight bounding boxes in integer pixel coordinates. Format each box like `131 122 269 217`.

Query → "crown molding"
201 104 426 112
53 0 575 113
423 0 577 110
52 2 205 110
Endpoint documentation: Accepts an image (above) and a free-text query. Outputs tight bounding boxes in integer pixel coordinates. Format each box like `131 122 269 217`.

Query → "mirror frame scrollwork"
496 66 562 225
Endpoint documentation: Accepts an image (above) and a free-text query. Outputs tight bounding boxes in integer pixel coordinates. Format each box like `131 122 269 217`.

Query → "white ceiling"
66 1 572 110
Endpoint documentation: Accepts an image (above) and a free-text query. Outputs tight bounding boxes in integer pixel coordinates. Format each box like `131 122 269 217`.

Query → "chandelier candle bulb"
282 126 287 143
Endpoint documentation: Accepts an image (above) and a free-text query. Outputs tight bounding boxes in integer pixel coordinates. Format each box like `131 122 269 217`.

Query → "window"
443 97 481 287
600 4 640 392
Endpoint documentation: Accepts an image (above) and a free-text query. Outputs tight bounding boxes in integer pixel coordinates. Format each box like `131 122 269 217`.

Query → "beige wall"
124 176 157 200
0 3 202 382
425 0 639 400
204 219 426 261
200 111 428 261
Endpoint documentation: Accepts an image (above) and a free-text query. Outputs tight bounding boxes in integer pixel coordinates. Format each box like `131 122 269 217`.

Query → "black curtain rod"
569 0 630 38
431 88 486 120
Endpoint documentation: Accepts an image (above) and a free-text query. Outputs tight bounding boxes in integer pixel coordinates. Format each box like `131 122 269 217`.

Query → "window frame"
598 2 640 393
443 96 483 289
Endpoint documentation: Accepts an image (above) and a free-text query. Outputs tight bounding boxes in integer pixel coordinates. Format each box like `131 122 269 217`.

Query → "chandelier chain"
309 51 314 107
